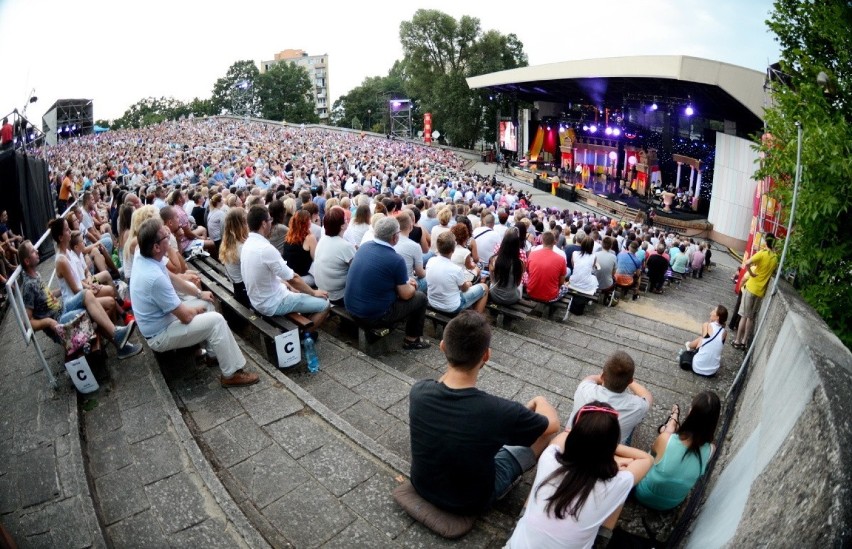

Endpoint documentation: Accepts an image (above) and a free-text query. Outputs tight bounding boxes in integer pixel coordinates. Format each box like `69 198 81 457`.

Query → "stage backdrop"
0 150 56 256
707 132 759 243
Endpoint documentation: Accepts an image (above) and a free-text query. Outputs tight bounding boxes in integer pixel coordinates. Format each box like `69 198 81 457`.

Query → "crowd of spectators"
26 117 727 544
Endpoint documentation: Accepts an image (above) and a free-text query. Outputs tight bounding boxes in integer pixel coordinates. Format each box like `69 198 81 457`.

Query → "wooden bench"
525 287 599 321
485 297 536 328
191 256 313 334
326 304 391 355
187 257 307 368
425 307 455 339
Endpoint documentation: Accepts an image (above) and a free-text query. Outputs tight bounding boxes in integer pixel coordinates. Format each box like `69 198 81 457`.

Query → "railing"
4 200 77 389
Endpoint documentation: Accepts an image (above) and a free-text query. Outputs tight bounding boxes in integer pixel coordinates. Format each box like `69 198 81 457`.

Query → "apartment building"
260 49 329 120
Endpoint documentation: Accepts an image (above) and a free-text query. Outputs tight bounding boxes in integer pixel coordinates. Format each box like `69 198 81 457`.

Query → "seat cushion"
392 480 476 539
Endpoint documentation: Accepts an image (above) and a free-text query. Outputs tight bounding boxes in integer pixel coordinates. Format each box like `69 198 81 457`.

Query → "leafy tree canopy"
330 64 406 132
759 0 852 348
113 97 194 129
210 60 261 116
398 9 527 148
257 62 318 123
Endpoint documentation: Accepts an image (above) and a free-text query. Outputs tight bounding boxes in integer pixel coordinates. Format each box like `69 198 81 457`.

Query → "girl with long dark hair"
488 229 525 305
635 391 721 511
507 401 653 548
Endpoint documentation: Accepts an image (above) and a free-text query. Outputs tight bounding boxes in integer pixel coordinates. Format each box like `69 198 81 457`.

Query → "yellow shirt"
744 249 778 298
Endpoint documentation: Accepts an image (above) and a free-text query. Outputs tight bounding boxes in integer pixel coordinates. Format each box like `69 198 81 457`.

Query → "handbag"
53 311 97 357
615 273 634 286
679 348 697 369
679 325 724 370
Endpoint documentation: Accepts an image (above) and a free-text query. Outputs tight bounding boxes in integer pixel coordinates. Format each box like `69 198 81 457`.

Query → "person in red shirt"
0 117 13 150
526 231 570 302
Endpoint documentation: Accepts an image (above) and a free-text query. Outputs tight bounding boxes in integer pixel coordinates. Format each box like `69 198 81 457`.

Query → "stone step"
81 342 270 548
163 332 518 547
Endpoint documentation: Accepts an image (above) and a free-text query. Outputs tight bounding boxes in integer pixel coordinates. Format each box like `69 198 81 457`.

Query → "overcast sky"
0 0 779 125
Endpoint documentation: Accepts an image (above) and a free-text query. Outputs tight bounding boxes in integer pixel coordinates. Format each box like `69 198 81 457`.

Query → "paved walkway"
0 171 744 547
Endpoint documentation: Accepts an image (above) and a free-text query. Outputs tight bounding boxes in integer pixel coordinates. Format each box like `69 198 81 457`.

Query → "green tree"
758 0 852 348
398 9 527 148
186 97 215 117
112 97 188 129
331 65 406 133
210 60 260 116
256 62 318 123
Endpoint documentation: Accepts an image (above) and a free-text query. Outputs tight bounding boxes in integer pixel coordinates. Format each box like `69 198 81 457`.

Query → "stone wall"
686 280 852 547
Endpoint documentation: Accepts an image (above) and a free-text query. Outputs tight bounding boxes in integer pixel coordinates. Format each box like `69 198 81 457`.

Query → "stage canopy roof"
467 55 765 134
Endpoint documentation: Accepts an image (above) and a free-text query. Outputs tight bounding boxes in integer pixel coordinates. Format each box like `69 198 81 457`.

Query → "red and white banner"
423 113 432 144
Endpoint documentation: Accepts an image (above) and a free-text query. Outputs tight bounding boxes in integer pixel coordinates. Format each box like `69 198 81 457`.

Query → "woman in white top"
50 218 117 316
449 224 480 282
343 204 371 248
116 203 134 278
429 206 453 253
313 207 355 305
507 401 653 549
206 194 226 248
568 236 599 295
218 207 250 308
684 305 728 377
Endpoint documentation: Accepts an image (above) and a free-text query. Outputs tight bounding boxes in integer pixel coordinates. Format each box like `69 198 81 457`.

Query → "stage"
513 166 712 234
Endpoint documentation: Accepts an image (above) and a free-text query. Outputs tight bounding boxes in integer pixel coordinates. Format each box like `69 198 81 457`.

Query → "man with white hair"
472 213 503 269
345 216 429 350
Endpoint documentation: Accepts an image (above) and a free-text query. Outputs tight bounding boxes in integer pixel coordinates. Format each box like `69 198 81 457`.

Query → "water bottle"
304 333 319 374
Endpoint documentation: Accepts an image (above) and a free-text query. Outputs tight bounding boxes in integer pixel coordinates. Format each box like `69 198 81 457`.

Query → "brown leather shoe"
220 370 259 388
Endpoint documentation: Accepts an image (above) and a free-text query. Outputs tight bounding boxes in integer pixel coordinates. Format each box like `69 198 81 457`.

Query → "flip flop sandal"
658 404 680 434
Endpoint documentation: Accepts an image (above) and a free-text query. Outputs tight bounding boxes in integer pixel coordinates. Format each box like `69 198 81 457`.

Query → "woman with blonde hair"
281 197 297 228
123 205 158 283
218 207 250 307
429 206 453 253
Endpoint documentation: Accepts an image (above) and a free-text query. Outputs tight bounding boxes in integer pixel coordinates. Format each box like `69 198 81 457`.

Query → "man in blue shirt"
344 216 429 350
130 218 258 388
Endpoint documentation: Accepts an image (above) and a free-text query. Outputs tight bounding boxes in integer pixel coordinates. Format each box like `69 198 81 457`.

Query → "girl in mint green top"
635 391 720 511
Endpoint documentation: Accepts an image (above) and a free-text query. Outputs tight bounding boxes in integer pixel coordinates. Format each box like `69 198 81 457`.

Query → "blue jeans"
273 292 329 316
451 283 486 313
59 290 87 323
492 445 537 502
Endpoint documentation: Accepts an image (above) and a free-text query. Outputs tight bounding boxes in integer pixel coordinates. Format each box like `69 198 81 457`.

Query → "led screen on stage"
499 121 517 152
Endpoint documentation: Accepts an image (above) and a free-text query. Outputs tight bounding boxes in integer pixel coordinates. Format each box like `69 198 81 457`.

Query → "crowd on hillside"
16 118 737 547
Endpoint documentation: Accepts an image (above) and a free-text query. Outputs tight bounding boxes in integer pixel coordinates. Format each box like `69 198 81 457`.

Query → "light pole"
367 109 371 131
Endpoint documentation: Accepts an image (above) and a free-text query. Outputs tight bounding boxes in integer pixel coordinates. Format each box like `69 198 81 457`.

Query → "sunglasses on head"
575 405 619 425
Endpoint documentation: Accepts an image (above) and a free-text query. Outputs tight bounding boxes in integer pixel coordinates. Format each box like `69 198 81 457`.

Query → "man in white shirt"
472 213 503 269
130 218 258 388
426 232 488 314
241 205 330 331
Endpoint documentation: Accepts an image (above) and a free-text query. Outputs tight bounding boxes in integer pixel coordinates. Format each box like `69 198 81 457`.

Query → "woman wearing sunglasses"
507 401 653 549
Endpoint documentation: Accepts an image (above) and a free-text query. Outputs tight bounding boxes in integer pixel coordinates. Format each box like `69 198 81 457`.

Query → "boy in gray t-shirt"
567 350 653 443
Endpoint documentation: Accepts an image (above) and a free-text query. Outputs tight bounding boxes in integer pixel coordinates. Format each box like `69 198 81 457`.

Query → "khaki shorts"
739 288 762 319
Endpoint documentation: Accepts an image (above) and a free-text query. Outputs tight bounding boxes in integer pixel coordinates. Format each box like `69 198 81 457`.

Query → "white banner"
274 329 301 369
65 357 99 393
